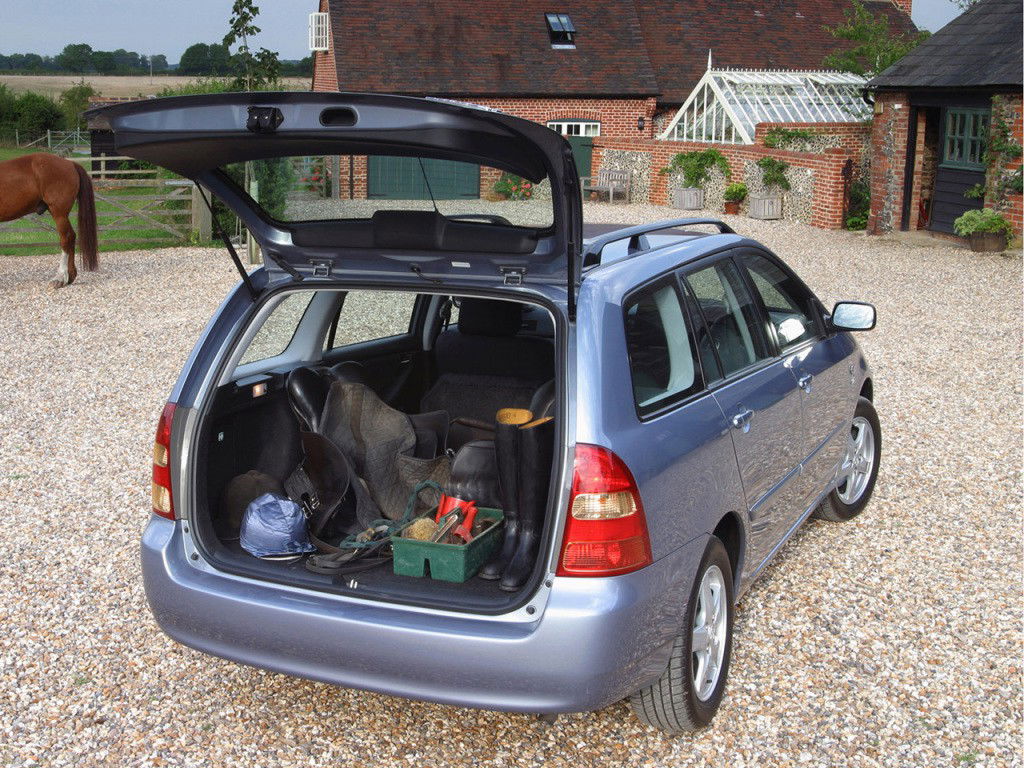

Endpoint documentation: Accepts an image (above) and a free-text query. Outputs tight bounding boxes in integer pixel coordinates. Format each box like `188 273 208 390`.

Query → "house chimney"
891 0 912 15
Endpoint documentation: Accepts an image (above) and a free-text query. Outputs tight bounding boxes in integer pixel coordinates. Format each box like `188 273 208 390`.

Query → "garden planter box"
748 196 783 220
967 232 1007 252
671 187 704 210
724 200 741 215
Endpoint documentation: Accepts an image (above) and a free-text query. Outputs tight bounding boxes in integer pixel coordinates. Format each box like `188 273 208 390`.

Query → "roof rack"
581 217 735 266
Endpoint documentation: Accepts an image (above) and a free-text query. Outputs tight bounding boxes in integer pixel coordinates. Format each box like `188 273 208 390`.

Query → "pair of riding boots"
478 408 555 591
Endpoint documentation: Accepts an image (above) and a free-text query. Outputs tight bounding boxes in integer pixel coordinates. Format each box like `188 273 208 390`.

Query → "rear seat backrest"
422 298 554 425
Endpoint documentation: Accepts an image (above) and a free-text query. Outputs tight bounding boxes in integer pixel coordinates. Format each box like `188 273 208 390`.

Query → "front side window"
942 108 989 169
624 282 701 413
740 253 818 350
685 260 769 378
327 289 418 350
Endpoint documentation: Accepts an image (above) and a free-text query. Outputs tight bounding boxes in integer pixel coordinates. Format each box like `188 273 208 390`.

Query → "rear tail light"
151 402 176 520
557 444 652 577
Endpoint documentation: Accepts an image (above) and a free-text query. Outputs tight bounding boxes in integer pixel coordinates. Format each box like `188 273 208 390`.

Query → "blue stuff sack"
240 493 315 559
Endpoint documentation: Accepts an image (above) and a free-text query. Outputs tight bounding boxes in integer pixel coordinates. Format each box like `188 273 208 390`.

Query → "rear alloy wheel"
815 396 881 522
629 536 734 734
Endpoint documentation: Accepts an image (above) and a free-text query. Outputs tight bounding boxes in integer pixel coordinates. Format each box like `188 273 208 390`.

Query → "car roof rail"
582 217 735 267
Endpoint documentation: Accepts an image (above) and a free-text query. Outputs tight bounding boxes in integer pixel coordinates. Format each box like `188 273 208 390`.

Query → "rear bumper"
141 517 704 713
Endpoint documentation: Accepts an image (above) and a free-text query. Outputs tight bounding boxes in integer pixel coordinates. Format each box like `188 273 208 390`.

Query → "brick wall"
592 135 857 229
468 97 658 139
890 0 913 14
310 0 339 91
867 92 911 234
986 94 1023 238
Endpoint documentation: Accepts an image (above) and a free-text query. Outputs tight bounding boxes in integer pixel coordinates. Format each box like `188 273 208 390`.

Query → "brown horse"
0 153 98 287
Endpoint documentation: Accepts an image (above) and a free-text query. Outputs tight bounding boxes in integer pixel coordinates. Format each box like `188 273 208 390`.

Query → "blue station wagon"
92 93 881 733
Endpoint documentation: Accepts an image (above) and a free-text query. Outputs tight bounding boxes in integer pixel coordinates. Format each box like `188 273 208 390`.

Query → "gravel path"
0 206 1021 767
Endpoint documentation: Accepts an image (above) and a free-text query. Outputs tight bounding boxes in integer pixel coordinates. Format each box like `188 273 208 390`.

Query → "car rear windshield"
222 154 555 229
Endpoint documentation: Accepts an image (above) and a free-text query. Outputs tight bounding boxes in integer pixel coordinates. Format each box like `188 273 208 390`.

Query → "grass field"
0 145 41 163
0 74 310 98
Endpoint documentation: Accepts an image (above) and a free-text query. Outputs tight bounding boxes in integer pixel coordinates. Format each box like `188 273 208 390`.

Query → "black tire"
815 396 881 522
629 536 734 734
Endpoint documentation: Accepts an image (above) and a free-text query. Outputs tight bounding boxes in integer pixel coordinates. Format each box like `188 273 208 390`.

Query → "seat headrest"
458 299 523 337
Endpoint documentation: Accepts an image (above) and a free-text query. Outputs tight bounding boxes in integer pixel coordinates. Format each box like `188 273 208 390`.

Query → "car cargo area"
189 289 561 612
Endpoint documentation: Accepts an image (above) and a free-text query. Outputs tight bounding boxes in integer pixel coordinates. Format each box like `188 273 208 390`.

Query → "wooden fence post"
331 155 341 199
191 183 212 242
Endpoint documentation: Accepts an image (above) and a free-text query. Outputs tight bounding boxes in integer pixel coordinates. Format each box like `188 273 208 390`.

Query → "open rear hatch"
93 93 579 612
87 92 583 309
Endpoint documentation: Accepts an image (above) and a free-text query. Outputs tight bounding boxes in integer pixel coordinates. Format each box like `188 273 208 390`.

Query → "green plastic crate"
392 508 504 582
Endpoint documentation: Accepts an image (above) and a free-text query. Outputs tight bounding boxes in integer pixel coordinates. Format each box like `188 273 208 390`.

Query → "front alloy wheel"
816 396 881 522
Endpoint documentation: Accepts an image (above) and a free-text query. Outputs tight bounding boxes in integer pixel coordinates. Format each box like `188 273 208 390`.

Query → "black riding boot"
478 408 532 580
499 416 554 592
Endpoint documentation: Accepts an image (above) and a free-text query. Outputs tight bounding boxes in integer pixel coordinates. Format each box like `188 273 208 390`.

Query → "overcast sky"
0 0 964 62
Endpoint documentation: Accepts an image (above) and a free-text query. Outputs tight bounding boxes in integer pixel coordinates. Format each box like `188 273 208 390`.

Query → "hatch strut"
197 185 258 301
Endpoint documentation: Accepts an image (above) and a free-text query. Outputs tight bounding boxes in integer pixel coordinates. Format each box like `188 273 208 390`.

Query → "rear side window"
624 282 702 414
327 289 418 350
740 253 819 350
685 260 769 378
239 292 316 364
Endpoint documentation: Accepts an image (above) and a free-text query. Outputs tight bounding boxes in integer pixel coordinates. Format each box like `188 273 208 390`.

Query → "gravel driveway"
1 205 1020 767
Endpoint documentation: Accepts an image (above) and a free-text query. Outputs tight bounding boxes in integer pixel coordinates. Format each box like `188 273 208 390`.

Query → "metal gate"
367 156 479 199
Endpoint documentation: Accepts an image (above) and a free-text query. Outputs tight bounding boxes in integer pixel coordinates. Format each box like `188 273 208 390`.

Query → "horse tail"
74 163 99 271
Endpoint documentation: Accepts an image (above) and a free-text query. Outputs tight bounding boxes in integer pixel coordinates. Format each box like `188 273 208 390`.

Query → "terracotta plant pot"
968 231 1007 252
724 200 741 215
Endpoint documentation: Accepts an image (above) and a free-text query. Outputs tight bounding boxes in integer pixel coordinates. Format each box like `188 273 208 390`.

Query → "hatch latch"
246 106 284 133
500 266 526 286
310 259 332 277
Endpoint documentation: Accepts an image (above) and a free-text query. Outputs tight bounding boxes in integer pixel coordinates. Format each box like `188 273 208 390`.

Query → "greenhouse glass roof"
659 69 870 145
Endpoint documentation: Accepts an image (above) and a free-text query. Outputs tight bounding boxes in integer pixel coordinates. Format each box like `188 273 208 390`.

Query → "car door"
601 275 742 559
682 255 804 580
322 288 429 411
737 250 853 511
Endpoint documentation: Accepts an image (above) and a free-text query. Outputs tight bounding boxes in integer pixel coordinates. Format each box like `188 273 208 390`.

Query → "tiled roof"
868 0 1023 89
633 0 919 103
323 0 659 97
323 0 918 103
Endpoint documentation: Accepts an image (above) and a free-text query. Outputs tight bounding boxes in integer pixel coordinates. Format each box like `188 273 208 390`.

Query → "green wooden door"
566 136 593 179
367 156 480 199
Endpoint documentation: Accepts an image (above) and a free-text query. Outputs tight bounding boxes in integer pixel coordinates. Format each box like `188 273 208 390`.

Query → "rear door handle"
798 373 813 392
731 409 754 432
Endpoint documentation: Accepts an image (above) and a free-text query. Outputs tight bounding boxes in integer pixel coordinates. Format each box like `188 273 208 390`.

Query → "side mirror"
830 301 876 331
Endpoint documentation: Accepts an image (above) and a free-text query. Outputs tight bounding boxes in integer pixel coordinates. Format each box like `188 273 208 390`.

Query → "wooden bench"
582 168 631 203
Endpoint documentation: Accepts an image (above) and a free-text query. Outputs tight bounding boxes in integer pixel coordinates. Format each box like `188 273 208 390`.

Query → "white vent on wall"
309 12 330 52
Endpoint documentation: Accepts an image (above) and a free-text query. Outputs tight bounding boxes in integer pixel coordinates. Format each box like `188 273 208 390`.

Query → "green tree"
59 81 98 130
823 0 929 76
178 43 212 75
56 43 94 73
223 0 279 90
14 91 65 134
150 54 169 72
208 43 232 74
92 50 117 74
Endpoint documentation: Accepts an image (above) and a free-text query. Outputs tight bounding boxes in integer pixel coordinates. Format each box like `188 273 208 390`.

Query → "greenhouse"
659 68 871 145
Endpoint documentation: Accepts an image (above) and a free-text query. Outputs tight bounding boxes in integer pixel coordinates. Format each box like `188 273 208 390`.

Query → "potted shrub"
953 208 1013 252
723 182 747 215
660 149 731 210
491 173 533 201
749 157 790 220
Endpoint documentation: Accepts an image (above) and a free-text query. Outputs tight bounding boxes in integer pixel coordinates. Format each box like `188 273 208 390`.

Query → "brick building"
865 0 1023 238
310 0 915 202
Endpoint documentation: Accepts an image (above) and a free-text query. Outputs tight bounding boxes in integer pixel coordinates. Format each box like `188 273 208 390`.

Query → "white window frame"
547 120 601 138
309 12 330 52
